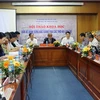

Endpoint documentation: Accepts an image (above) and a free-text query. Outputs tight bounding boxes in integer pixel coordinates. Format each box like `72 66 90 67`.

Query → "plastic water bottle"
19 48 22 56
0 69 2 87
92 47 96 59
46 41 48 46
8 60 15 83
15 56 20 61
19 48 22 60
26 44 29 48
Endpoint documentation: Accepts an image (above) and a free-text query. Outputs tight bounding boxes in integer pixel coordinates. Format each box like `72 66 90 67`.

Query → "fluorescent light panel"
12 2 84 6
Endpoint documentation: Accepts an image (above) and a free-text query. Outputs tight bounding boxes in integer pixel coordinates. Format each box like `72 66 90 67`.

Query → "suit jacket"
43 38 56 44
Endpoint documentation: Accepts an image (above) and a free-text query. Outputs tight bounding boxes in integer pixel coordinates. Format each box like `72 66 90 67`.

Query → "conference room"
0 0 100 100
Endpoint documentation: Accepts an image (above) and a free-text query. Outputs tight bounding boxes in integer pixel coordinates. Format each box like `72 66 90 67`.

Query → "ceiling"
0 0 100 2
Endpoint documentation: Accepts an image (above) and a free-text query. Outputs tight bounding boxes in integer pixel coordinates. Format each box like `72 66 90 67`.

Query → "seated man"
61 31 74 45
88 33 98 47
14 31 22 47
43 33 56 44
95 31 100 54
79 33 89 46
26 33 38 45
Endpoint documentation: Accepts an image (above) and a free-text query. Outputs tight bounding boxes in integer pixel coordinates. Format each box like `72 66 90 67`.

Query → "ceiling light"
12 2 84 6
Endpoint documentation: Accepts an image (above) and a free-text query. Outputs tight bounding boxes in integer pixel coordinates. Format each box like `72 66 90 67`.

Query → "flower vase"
72 47 75 50
84 53 88 57
55 45 59 47
75 46 78 51
78 48 81 52
88 51 92 58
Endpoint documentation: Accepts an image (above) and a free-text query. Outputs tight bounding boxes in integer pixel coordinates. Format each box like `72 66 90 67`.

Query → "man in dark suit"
43 33 56 44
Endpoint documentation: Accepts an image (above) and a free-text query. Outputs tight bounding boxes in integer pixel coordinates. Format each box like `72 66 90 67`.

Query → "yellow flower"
91 31 97 36
73 42 76 45
73 42 79 46
83 47 88 52
22 47 28 53
87 47 90 51
3 60 10 68
53 40 60 44
7 56 14 60
27 48 31 52
13 61 20 67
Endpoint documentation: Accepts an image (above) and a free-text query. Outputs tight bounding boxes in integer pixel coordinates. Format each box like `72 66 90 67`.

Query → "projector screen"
0 9 16 33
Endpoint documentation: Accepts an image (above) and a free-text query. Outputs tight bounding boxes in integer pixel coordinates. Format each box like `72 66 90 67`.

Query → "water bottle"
92 47 96 60
19 48 22 56
15 56 19 62
8 60 15 83
0 69 2 87
26 44 29 48
19 48 22 60
0 94 2 100
46 41 48 46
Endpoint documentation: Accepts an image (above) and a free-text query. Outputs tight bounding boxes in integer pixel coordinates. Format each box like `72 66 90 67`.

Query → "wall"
77 15 97 42
0 2 100 42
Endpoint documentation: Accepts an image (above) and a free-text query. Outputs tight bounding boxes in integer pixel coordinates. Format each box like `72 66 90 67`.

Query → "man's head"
85 32 92 38
29 33 34 40
48 33 52 39
65 31 71 39
96 31 100 41
10 32 17 42
15 31 20 39
88 34 94 42
80 33 85 41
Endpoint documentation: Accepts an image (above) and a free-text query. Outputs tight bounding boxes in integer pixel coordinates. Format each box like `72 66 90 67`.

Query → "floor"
27 67 94 100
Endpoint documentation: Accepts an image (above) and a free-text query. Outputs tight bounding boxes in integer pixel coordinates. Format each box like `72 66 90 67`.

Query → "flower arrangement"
81 46 92 57
28 42 34 48
71 42 79 50
91 31 97 36
0 57 25 77
22 47 32 56
53 41 60 47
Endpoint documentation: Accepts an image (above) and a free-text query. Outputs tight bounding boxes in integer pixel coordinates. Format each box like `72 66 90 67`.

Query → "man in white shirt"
88 34 98 47
14 31 22 47
61 31 74 45
26 33 38 45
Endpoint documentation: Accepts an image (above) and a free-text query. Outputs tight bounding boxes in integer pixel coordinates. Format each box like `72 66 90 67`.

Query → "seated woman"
1 32 9 55
5 32 20 52
0 32 9 60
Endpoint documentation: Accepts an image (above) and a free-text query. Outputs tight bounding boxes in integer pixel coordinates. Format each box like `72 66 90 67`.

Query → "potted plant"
53 41 60 47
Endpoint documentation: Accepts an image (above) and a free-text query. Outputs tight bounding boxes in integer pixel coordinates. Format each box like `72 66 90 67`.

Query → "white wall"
0 9 16 33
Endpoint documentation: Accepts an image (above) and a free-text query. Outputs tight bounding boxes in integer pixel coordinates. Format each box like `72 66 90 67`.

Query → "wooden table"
33 47 68 67
3 54 33 100
66 47 100 100
6 47 100 100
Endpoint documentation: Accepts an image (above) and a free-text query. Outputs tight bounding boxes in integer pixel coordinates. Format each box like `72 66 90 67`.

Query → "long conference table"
6 46 100 100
